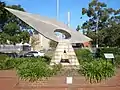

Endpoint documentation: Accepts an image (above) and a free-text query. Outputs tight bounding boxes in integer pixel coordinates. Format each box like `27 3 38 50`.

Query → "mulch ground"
0 69 120 90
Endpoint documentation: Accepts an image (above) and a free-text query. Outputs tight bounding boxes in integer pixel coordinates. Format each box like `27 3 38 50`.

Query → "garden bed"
0 69 120 90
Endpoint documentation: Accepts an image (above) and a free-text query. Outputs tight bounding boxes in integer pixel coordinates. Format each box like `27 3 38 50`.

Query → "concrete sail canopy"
5 8 92 43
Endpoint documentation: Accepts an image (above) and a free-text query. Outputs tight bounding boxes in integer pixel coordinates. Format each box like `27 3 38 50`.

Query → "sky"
2 0 120 30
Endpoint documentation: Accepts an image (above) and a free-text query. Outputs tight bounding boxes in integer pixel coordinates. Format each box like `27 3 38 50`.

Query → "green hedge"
0 55 51 70
99 47 120 67
99 47 120 58
75 49 93 64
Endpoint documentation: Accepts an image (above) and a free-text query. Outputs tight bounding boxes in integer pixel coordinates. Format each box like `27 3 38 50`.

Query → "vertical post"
111 58 114 65
40 34 43 49
105 59 107 79
57 0 59 20
57 0 62 39
96 17 99 48
67 12 70 52
67 12 70 27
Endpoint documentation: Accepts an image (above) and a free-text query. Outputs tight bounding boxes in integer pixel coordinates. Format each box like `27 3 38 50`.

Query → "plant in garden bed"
79 59 115 83
52 63 62 75
41 56 51 64
0 55 62 82
0 54 15 70
17 61 51 82
114 55 120 67
16 59 62 82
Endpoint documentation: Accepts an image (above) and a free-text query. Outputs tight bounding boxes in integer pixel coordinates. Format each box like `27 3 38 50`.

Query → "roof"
5 7 92 43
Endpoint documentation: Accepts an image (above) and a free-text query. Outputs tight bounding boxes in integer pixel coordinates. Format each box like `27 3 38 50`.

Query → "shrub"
0 54 13 70
16 58 62 82
0 55 52 70
79 59 115 83
75 49 93 63
3 58 15 69
0 54 9 61
13 58 27 68
114 55 120 67
16 60 53 82
41 56 51 64
0 56 62 81
52 63 62 75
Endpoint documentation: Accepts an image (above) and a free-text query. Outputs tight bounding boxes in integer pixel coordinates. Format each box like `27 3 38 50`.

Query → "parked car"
23 53 34 57
20 51 45 57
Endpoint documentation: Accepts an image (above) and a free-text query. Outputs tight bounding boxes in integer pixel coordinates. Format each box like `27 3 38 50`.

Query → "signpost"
66 77 72 84
104 53 114 64
104 53 114 78
104 53 114 59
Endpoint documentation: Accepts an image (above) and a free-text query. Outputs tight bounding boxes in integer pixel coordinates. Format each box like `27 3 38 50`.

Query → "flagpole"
57 0 59 20
67 12 70 52
67 11 70 27
57 0 62 39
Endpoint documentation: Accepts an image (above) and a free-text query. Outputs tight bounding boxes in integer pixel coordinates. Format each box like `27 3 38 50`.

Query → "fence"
0 44 31 53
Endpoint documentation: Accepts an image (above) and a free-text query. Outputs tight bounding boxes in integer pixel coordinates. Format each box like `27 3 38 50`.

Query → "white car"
26 51 45 57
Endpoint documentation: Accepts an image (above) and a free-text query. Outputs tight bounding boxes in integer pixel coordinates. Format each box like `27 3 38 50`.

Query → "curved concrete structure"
5 8 92 43
54 29 71 39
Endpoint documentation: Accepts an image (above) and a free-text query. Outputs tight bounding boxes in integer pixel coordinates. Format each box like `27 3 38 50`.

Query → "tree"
0 1 8 28
20 31 30 44
76 25 80 31
0 1 31 45
0 32 9 44
81 0 120 47
3 22 20 36
30 36 40 50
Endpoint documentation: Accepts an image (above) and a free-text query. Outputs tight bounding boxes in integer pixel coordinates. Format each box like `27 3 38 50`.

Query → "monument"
5 8 92 66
